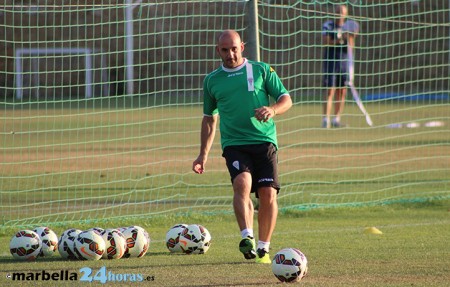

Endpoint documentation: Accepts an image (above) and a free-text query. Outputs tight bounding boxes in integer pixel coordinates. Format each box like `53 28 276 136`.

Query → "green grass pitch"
0 200 449 286
1 100 449 286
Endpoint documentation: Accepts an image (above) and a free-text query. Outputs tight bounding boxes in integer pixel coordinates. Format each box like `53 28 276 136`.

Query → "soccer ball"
179 224 211 254
117 227 127 233
10 230 42 260
272 248 308 283
101 228 127 259
122 226 150 258
33 226 58 257
58 228 82 260
88 227 105 234
165 224 188 253
74 230 105 260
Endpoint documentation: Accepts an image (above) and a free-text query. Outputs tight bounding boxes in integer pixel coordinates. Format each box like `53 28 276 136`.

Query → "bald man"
192 30 292 263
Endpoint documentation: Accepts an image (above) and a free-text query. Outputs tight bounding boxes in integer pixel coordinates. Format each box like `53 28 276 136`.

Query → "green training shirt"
203 58 289 150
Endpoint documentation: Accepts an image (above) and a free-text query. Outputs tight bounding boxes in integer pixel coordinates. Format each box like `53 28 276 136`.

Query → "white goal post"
14 47 109 99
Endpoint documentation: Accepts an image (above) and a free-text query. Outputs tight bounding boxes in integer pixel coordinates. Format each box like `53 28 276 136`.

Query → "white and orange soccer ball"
178 224 211 254
10 230 42 261
33 226 58 257
74 230 105 260
88 227 105 235
101 228 127 259
272 248 308 283
58 228 82 260
121 225 150 258
165 224 188 253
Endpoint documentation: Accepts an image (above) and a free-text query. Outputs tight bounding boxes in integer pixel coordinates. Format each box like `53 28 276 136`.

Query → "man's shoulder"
205 66 224 81
206 66 222 76
322 20 335 31
247 59 269 67
246 60 271 73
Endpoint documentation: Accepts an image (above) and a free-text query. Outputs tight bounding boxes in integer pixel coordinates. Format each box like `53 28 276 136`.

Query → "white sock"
334 116 341 123
323 116 331 128
241 228 254 239
257 240 270 252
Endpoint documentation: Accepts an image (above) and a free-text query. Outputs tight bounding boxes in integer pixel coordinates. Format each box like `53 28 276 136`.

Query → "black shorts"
222 143 280 198
323 60 348 88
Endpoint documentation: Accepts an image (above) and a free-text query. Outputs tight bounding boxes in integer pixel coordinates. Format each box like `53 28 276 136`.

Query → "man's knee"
257 186 277 203
233 172 252 195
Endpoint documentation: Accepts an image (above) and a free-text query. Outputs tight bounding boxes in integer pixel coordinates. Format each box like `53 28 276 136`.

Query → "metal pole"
85 52 93 98
125 0 142 96
15 50 23 100
247 0 260 62
125 0 134 96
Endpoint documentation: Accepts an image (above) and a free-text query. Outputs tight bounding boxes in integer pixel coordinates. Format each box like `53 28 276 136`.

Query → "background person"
322 4 358 128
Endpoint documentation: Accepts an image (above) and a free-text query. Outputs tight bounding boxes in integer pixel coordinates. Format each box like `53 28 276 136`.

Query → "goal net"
1 0 449 228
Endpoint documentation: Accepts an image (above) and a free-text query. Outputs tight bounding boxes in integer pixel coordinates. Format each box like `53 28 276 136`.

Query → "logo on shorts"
258 178 274 183
232 161 240 170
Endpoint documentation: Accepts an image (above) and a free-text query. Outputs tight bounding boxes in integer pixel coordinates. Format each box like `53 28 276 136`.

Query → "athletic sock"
257 240 270 252
323 117 331 128
241 229 254 239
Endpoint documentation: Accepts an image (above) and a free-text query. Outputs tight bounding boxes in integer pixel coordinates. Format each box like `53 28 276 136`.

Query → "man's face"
216 34 244 69
336 5 348 25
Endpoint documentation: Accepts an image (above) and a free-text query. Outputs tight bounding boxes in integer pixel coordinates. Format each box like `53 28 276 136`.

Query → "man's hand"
192 155 207 174
254 106 276 122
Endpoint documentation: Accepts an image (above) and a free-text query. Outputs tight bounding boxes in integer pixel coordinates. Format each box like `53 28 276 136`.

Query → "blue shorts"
323 60 348 88
222 143 280 198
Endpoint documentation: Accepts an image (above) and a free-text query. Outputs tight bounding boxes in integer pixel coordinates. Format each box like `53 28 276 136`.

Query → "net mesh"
1 0 449 228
